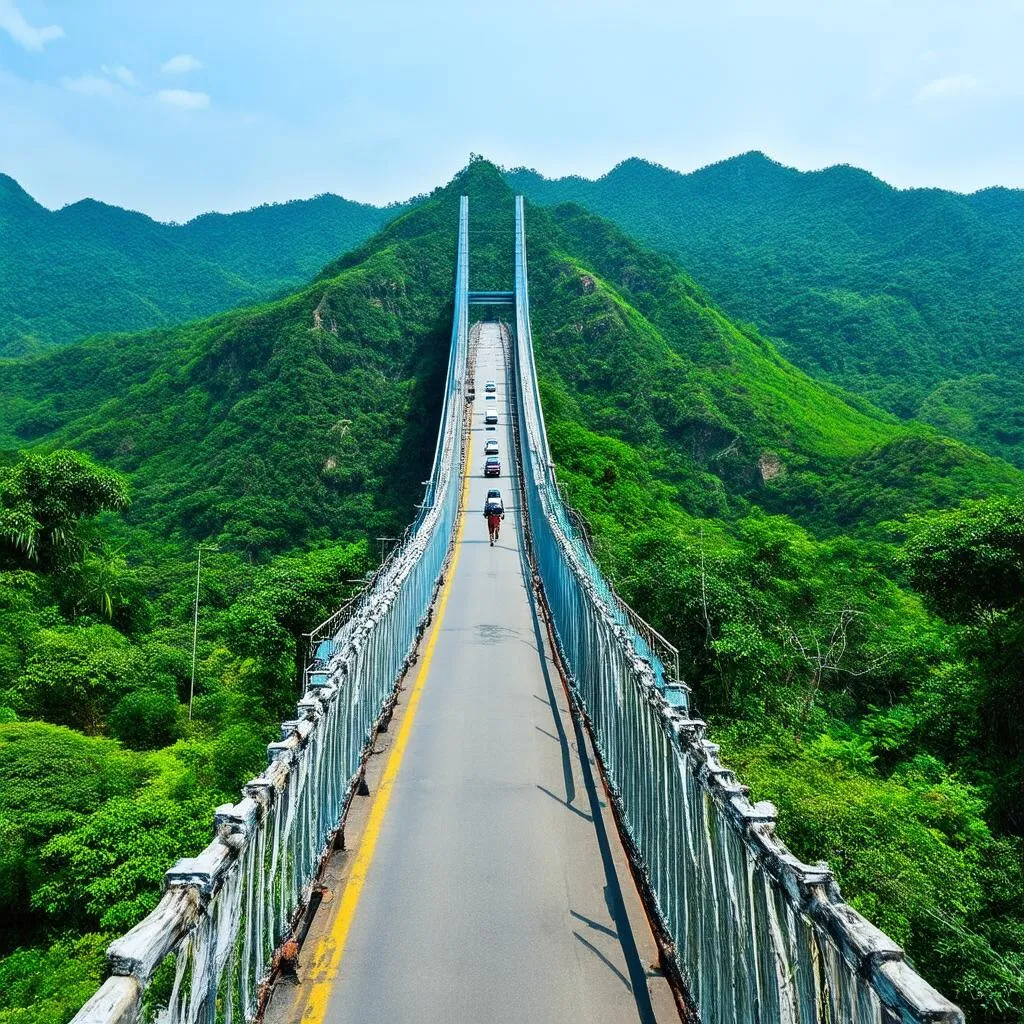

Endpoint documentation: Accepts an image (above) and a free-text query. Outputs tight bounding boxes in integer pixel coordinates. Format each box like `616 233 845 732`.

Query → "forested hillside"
0 176 469 1022
0 173 406 355
0 222 454 552
508 154 1024 468
515 193 1024 1021
1 160 1021 1021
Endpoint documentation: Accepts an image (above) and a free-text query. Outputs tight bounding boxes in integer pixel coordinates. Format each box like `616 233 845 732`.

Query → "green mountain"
524 203 1020 539
0 160 1021 1021
0 173 405 356
516 195 1024 1020
10 164 1015 554
508 154 1024 468
0 198 463 555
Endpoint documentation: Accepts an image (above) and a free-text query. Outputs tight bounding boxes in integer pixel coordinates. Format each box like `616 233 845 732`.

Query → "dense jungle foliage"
0 158 1021 1020
0 180 470 1021
508 153 1024 469
0 172 406 356
511 186 1024 1020
0 453 375 1021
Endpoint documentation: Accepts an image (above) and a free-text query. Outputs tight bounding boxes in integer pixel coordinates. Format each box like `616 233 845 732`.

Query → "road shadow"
570 907 620 941
517 525 577 812
536 784 593 823
572 930 634 994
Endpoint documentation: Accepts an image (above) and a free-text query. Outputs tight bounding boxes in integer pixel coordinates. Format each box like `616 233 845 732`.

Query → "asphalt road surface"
296 322 659 1024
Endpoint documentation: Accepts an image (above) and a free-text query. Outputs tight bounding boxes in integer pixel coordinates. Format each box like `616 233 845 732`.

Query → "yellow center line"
300 427 474 1023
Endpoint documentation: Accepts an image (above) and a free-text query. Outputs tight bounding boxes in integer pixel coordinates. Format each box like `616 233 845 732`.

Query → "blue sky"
1 0 1021 221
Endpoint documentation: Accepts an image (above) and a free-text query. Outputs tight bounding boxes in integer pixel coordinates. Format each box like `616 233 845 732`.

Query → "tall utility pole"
189 544 219 721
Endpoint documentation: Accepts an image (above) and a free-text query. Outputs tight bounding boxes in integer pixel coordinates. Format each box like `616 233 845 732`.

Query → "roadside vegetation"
0 160 1020 1021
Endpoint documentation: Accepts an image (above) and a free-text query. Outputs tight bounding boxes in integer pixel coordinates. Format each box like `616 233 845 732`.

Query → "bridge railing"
72 196 471 1024
511 195 963 1024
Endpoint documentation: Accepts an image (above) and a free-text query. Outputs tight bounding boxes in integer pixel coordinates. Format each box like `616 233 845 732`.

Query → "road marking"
300 428 473 1022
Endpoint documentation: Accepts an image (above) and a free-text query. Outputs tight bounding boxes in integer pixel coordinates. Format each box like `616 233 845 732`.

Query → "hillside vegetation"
0 199 463 553
524 202 1020 536
0 160 1020 1021
510 188 1024 1021
0 172 484 1022
0 173 406 355
508 154 1024 468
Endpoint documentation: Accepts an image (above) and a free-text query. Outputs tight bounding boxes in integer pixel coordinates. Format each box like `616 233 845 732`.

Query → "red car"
484 456 501 477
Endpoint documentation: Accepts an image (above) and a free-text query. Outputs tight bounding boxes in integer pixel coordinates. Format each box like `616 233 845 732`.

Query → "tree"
0 722 141 942
904 497 1024 623
0 932 108 1024
4 626 142 733
905 497 1024 835
224 541 370 703
107 691 182 751
784 606 887 735
0 451 128 571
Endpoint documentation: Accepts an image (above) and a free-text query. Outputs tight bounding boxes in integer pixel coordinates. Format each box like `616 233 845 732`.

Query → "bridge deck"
273 323 668 1024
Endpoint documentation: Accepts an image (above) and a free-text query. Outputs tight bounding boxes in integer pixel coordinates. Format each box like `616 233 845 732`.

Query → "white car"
484 439 499 455
485 380 497 393
485 409 498 425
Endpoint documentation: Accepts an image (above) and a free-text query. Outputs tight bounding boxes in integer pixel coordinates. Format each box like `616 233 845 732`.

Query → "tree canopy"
1 159 1022 1021
0 450 128 569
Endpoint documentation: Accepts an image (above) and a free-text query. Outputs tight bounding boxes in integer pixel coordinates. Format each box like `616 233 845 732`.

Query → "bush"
0 932 107 1024
108 690 182 750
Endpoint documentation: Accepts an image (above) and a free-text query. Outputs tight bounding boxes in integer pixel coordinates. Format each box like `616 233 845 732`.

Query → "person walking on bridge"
485 508 503 545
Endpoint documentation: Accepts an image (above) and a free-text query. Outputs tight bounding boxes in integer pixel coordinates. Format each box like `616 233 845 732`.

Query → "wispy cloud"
61 66 138 97
914 73 979 103
157 88 210 110
102 64 138 88
162 53 203 74
0 0 63 51
61 73 117 96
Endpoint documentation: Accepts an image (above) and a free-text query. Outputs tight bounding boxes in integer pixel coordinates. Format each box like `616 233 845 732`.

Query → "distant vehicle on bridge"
484 488 503 515
484 439 499 455
485 380 496 392
485 409 498 425
484 456 501 477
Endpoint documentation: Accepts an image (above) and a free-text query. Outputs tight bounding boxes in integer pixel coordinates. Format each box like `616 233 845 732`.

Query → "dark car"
484 489 504 515
484 456 501 477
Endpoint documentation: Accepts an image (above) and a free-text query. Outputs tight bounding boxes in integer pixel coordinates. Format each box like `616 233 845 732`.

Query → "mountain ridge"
507 154 1024 468
519 150 1022 197
0 175 412 355
4 159 1020 544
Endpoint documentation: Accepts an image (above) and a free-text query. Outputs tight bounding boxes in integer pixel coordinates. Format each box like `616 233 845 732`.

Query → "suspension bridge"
73 198 964 1024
